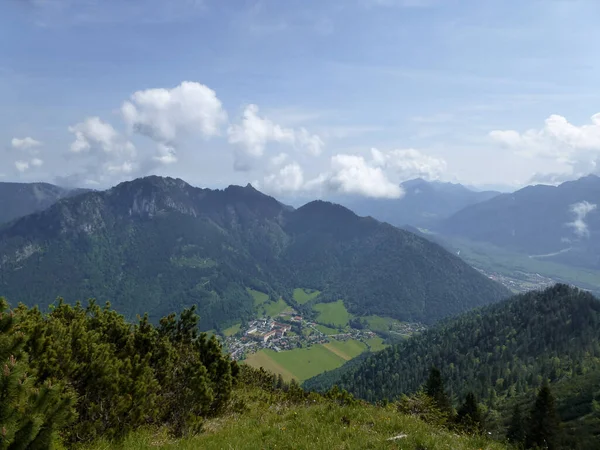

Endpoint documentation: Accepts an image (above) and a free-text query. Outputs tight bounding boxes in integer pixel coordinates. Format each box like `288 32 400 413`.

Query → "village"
224 313 383 361
222 307 428 361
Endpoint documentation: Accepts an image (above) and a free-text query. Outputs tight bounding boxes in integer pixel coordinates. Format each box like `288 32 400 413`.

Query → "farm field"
244 339 368 381
313 300 352 327
293 288 321 304
223 323 241 337
323 339 366 360
314 324 339 335
363 315 401 333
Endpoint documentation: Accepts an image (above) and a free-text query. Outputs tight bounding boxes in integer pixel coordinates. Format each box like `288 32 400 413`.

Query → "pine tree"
507 404 526 446
425 367 452 414
456 392 482 433
526 383 560 450
0 298 76 449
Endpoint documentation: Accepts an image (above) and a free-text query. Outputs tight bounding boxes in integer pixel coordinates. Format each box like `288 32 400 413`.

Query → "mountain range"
0 181 89 225
336 178 500 228
438 175 600 269
0 176 509 329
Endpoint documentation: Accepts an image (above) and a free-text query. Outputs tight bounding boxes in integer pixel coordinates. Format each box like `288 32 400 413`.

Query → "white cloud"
15 161 30 172
321 154 404 198
297 128 324 156
122 81 227 144
370 148 447 181
491 113 600 181
67 117 138 183
228 104 295 157
261 163 305 194
11 137 42 150
30 158 44 167
566 201 597 238
228 104 324 170
69 117 127 154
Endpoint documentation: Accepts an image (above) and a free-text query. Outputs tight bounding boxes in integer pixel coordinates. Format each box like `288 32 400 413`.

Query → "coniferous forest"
304 284 600 449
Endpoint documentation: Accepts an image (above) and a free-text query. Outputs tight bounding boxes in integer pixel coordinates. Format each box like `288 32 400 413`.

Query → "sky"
2 0 600 201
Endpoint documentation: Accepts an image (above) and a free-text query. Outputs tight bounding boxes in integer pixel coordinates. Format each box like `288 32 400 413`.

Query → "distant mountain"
0 182 89 225
304 284 600 449
438 175 600 269
337 178 500 228
0 176 509 329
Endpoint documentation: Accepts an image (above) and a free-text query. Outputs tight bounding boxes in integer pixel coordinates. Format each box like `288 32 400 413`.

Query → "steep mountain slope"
305 284 600 448
0 181 88 224
439 175 600 269
338 178 499 228
0 176 509 329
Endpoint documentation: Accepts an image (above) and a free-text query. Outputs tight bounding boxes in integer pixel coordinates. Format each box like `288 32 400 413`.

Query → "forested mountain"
0 181 88 225
439 175 600 269
0 176 508 329
337 178 499 228
304 284 600 448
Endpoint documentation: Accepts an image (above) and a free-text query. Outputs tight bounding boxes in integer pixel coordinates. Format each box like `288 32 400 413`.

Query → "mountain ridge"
0 175 509 329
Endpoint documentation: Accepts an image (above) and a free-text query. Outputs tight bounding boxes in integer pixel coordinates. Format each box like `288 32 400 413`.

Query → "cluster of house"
245 318 292 343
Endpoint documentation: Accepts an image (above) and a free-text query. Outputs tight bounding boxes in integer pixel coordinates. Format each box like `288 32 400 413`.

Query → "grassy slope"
248 288 290 317
81 386 506 450
324 340 367 361
245 339 370 382
315 324 339 335
314 300 352 327
293 288 322 304
223 323 241 337
365 337 388 352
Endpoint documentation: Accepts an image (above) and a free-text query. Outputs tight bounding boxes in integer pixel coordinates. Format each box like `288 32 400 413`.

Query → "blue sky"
2 0 600 198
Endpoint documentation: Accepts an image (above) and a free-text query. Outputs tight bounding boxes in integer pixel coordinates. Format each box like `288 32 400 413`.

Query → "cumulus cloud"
370 148 447 180
323 154 403 198
11 137 42 150
228 104 324 170
256 147 445 198
261 163 305 194
10 137 44 174
492 113 600 182
566 201 597 238
15 161 30 172
122 81 227 164
67 117 137 183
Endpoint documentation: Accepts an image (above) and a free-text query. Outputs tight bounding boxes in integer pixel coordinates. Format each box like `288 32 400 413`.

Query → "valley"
222 287 423 382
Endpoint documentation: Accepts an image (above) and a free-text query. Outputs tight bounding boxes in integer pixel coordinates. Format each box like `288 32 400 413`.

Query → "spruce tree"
425 367 452 414
526 383 560 450
507 404 526 446
456 392 482 433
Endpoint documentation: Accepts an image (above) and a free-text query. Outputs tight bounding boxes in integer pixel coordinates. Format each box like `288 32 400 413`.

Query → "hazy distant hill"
337 178 499 228
0 181 89 225
0 176 508 329
439 175 600 269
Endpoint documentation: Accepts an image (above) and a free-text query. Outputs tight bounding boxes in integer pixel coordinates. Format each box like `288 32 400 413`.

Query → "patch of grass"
323 339 366 361
365 337 388 352
247 346 347 382
363 315 400 333
313 300 351 327
243 351 296 382
246 288 269 306
263 298 289 317
314 324 339 335
83 386 506 450
293 288 321 304
223 323 241 337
